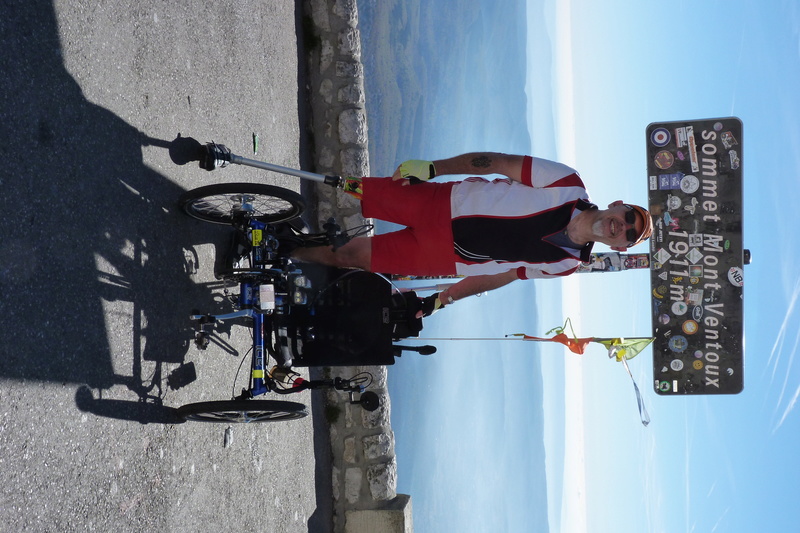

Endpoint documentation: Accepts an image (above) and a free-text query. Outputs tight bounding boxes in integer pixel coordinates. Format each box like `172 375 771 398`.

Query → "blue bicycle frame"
190 218 296 399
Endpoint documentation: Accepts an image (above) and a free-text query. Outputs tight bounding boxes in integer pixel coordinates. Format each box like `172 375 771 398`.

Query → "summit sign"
646 117 745 395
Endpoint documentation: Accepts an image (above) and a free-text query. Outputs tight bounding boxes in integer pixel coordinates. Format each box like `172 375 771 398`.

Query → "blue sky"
531 1 800 532
361 0 800 531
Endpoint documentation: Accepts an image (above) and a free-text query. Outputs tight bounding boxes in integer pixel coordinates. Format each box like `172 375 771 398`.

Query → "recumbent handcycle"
175 143 435 423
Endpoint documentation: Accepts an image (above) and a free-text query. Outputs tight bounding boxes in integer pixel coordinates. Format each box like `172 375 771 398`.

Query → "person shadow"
0 2 232 424
1 4 335 530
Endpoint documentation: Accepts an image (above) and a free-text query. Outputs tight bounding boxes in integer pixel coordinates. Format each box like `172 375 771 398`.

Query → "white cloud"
560 353 587 533
769 275 800 432
552 0 576 167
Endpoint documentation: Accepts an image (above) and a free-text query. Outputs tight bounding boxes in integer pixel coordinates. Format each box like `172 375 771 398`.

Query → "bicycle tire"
177 399 308 423
179 183 305 224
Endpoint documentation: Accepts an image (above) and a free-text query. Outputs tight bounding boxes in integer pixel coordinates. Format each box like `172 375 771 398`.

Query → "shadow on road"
0 2 308 421
0 2 217 422
1 2 332 530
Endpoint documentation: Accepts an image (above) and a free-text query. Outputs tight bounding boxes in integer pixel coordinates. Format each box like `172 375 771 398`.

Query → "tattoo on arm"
471 155 492 169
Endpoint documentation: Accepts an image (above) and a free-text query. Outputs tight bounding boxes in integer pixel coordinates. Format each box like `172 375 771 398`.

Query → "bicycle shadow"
1 3 334 531
0 2 226 424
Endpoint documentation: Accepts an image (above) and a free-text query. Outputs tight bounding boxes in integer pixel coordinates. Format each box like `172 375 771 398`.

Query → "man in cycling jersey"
291 152 653 315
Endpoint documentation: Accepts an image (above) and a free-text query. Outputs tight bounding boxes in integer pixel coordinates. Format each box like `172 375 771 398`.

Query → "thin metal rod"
230 153 332 183
413 337 526 341
401 283 457 293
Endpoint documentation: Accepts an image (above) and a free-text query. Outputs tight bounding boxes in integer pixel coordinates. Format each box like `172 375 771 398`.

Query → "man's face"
591 203 643 251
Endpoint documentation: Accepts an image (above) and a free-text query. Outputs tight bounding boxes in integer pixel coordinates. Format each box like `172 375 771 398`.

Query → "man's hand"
419 292 446 318
392 159 436 185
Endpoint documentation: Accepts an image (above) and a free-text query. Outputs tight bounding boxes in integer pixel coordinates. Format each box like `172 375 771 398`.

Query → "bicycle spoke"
178 400 308 423
179 184 305 224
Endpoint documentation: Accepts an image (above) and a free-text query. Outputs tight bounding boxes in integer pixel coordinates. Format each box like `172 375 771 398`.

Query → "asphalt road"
0 2 330 531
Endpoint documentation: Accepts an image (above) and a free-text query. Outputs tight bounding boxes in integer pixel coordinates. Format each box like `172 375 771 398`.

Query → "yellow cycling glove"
420 293 447 317
398 159 436 184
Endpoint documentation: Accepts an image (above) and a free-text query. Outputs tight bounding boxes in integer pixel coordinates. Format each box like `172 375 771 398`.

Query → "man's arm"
417 269 521 318
394 153 529 183
433 153 527 181
440 269 520 302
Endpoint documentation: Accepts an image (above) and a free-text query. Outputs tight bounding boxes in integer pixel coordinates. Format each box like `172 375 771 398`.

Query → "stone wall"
324 366 410 533
303 0 370 230
301 1 412 532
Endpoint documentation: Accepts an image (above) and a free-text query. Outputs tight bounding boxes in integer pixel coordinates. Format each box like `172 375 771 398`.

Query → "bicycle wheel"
177 400 308 423
179 183 305 224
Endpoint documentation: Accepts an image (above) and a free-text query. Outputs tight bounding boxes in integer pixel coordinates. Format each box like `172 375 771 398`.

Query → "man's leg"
290 236 372 270
292 177 456 274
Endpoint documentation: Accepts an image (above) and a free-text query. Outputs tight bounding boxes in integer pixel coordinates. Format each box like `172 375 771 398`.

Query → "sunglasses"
623 205 640 247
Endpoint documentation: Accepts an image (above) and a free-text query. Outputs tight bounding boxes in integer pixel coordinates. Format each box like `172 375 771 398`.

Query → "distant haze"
358 0 531 175
357 1 551 532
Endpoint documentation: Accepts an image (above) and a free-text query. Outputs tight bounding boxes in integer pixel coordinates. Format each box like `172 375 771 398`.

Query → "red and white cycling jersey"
449 156 595 279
